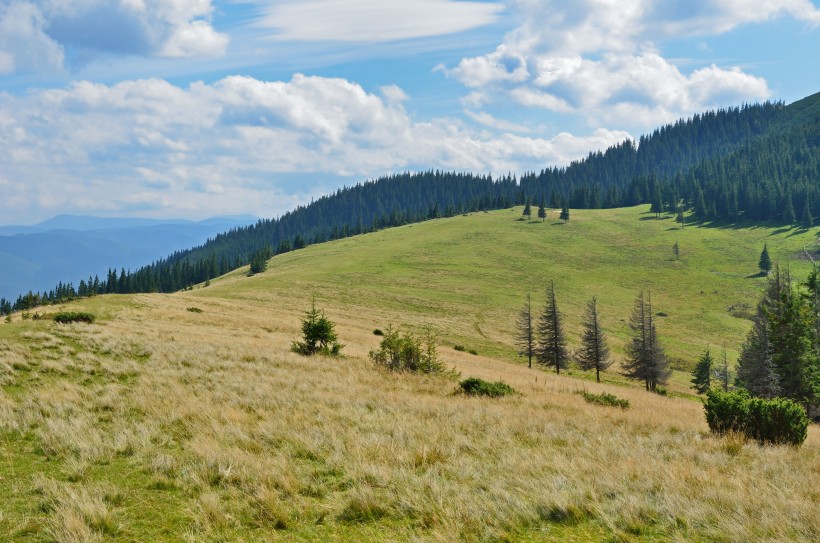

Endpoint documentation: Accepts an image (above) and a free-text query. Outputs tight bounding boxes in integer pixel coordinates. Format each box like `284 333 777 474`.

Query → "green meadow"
1 205 818 542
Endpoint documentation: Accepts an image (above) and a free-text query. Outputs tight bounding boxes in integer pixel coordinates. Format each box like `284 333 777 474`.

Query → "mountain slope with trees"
3 92 818 312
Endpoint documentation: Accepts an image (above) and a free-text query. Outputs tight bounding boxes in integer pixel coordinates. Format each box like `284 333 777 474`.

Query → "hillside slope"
198 205 818 376
1 206 818 542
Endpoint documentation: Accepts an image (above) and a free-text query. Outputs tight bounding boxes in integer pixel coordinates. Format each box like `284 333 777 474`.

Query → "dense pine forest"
3 92 818 314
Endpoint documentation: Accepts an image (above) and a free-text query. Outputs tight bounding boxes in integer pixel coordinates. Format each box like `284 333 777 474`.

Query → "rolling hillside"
1 206 818 542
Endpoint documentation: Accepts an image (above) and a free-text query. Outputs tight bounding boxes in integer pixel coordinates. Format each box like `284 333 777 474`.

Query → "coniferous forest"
3 92 818 314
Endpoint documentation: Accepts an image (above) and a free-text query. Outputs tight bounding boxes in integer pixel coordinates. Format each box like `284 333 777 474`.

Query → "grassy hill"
1 206 818 542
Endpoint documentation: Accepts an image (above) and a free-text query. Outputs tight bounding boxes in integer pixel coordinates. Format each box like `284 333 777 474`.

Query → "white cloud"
0 0 227 73
257 0 504 42
0 1 64 74
464 110 531 133
444 0 816 129
0 75 629 222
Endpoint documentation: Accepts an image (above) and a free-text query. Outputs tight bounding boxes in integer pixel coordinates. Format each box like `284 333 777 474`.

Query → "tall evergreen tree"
784 196 797 225
801 200 813 229
575 296 612 382
691 347 713 394
621 291 671 391
736 314 781 398
537 198 547 222
536 282 569 374
516 293 535 369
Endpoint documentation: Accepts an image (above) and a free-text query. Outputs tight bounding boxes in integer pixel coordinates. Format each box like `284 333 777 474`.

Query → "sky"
0 0 818 225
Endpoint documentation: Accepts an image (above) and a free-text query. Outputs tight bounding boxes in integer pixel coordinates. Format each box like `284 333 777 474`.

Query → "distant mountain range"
0 215 257 300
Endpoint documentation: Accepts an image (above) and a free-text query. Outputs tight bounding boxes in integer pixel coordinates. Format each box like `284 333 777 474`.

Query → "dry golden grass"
0 291 818 542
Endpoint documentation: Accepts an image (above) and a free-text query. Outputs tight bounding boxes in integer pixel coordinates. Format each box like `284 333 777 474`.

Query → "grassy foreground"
0 205 818 542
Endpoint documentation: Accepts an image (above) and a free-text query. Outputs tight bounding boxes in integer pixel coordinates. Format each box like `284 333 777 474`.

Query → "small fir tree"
575 296 612 382
560 205 570 222
536 282 569 374
691 347 713 394
672 240 679 261
522 199 532 219
291 298 343 356
537 198 547 222
758 244 772 276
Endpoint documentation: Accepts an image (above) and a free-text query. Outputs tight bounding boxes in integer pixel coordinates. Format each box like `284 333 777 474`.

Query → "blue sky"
0 0 818 225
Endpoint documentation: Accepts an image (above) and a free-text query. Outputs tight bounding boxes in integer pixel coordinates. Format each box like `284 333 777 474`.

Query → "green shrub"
579 391 629 409
369 325 442 374
186 307 203 313
454 344 466 352
458 377 517 398
52 311 96 324
373 329 384 336
654 386 668 396
468 349 478 356
704 390 808 446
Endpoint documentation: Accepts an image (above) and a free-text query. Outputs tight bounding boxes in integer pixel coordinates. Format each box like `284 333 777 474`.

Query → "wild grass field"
1 205 818 542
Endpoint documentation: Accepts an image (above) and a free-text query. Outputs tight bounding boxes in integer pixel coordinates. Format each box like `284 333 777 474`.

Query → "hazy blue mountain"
0 215 257 299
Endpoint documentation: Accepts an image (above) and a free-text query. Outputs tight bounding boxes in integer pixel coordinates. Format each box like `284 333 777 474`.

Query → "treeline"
3 94 818 314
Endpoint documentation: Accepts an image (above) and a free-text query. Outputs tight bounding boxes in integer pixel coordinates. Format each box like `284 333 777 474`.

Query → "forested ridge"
3 92 818 313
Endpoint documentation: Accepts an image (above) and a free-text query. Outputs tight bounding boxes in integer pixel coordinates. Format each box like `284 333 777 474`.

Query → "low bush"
704 390 808 446
187 307 203 313
458 377 517 398
369 325 442 374
468 349 478 356
53 312 96 324
454 344 466 352
579 391 629 409
373 329 384 336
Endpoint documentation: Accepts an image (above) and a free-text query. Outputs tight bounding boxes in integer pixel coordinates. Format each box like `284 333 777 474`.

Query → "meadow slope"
1 205 818 542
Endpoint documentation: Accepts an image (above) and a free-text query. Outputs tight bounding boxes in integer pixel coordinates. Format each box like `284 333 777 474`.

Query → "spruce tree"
736 314 781 398
522 199 532 219
536 282 569 374
691 347 713 394
516 293 535 369
801 200 813 229
758 244 772 275
621 291 671 391
575 297 612 382
560 205 570 222
784 196 796 225
537 198 547 222
672 240 679 261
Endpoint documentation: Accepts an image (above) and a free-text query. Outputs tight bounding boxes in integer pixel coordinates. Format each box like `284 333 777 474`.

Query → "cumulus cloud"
0 75 628 222
0 0 227 73
0 1 64 74
257 0 504 42
444 0 818 129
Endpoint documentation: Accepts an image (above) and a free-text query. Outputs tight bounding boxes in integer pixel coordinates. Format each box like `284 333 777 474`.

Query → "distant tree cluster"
517 283 570 375
516 286 666 388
